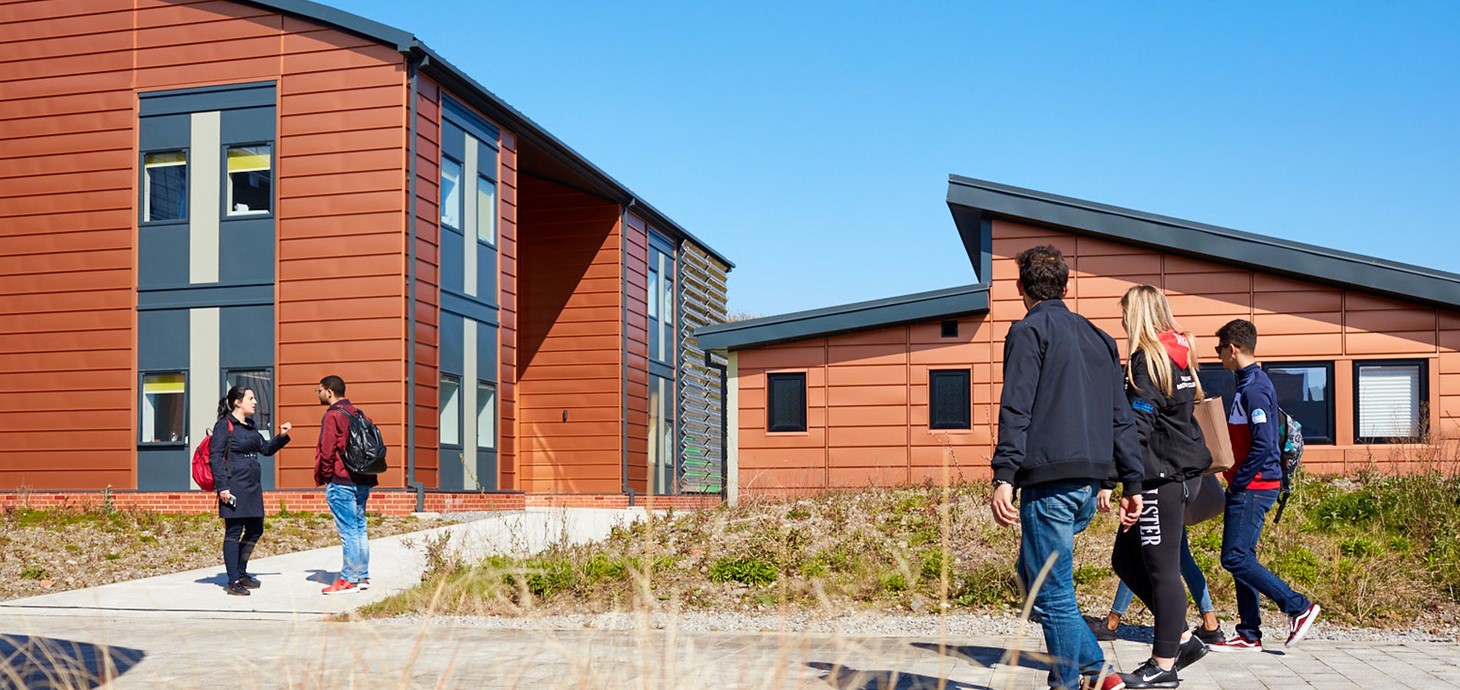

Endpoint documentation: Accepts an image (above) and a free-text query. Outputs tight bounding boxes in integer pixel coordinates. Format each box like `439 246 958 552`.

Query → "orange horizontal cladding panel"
0 365 130 392
519 433 620 455
1253 289 1344 314
0 348 131 377
282 295 398 321
1345 307 1437 334
0 429 130 452
1076 298 1124 322
277 190 403 218
0 191 131 220
737 447 827 471
1076 252 1162 277
283 65 403 100
281 39 400 72
535 334 621 353
0 408 132 437
1077 275 1160 300
519 392 621 409
281 85 402 116
2 308 131 335
828 424 910 448
738 346 827 371
280 149 401 179
0 449 133 472
277 212 401 240
1 128 133 159
280 107 404 138
826 363 908 387
281 127 405 159
826 404 907 427
1257 333 1344 358
280 338 402 364
279 235 401 265
1253 312 1342 336
134 59 284 90
992 218 1065 242
0 106 134 143
1163 270 1252 295
828 466 909 488
279 274 401 302
1165 292 1252 316
908 341 986 367
1 69 132 101
826 343 908 367
278 317 398 344
0 470 133 491
1345 331 1437 355
519 405 620 423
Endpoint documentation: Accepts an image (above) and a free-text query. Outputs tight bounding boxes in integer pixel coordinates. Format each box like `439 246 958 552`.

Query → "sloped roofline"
696 284 990 351
238 0 733 269
947 175 1460 310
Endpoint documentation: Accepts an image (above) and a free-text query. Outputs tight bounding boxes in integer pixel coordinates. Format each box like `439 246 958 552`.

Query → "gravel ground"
399 610 1460 644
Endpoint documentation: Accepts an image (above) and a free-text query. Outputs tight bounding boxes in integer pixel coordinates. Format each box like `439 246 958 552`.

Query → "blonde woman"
1110 285 1214 688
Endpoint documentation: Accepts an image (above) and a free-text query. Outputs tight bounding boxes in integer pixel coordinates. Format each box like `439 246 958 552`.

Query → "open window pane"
1357 361 1425 442
929 369 971 429
144 151 187 222
440 158 462 229
476 382 496 450
476 177 496 245
226 145 271 215
767 372 807 432
1264 362 1334 443
225 369 272 432
440 376 461 446
141 373 186 443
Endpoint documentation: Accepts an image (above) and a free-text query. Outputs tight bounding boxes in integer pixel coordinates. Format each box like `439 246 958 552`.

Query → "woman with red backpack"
210 385 292 596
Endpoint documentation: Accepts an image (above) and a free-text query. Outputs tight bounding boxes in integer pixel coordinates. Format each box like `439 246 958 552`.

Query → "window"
224 369 273 432
440 158 462 229
660 274 674 361
767 372 807 432
941 320 958 338
440 375 461 446
929 369 971 429
143 151 187 222
140 372 186 443
476 176 496 245
226 145 271 215
1355 360 1427 443
476 382 496 450
647 265 659 319
1197 364 1235 411
1264 362 1334 444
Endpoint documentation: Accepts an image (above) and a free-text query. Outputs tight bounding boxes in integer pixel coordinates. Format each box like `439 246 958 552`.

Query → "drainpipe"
405 53 428 512
621 198 638 507
705 350 729 502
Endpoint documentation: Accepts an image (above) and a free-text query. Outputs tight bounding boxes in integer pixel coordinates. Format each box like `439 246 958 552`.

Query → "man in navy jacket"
990 245 1144 690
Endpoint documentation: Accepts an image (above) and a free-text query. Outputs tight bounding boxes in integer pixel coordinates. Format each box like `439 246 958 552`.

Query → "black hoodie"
1121 332 1213 488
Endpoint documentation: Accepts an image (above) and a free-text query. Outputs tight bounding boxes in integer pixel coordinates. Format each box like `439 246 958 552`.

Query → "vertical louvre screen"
679 244 729 494
767 372 807 432
1358 363 1422 440
929 369 971 429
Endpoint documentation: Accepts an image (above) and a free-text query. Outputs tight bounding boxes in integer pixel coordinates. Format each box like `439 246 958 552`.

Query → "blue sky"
334 1 1460 317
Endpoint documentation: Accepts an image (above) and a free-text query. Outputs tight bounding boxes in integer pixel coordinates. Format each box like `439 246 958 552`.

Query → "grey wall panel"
139 114 190 150
441 228 464 292
138 309 189 370
477 139 498 179
220 305 274 368
440 292 498 326
137 448 190 491
138 284 273 310
441 312 463 375
476 243 497 303
140 81 276 116
442 120 465 159
139 226 191 288
476 450 497 492
221 106 276 142
218 218 276 284
477 320 497 383
439 451 463 491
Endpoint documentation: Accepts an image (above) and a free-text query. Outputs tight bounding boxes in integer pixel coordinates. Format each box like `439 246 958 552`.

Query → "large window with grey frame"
1355 359 1428 443
1198 362 1335 444
139 371 187 445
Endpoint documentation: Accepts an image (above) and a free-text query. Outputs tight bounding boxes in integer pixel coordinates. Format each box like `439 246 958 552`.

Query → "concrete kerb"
0 507 655 621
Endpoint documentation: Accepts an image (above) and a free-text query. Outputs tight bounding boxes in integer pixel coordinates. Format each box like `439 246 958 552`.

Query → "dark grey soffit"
947 175 1460 311
696 284 990 351
237 0 733 270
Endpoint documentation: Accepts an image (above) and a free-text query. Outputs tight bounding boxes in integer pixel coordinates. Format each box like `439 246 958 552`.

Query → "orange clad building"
0 0 731 513
700 177 1460 501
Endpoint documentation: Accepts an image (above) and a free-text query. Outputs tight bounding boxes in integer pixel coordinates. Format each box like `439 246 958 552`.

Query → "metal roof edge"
697 284 990 351
946 175 1460 310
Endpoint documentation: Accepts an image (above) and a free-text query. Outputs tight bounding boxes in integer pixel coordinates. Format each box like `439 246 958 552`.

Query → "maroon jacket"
314 399 379 487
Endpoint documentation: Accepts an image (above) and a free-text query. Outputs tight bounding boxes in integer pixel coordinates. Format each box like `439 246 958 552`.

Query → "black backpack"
342 407 387 475
1272 408 1305 523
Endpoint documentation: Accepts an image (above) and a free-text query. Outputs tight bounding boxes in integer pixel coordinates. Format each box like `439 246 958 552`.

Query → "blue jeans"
1220 488 1310 640
325 483 371 583
1112 529 1214 615
1019 480 1110 689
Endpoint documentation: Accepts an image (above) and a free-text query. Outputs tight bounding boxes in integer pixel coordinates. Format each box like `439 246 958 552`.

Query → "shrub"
708 557 777 586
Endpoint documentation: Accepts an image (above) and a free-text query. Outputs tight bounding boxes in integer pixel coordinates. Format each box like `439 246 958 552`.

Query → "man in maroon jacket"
314 375 379 595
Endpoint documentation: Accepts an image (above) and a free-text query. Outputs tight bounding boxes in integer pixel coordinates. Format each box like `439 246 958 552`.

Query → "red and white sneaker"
1286 603 1321 648
321 579 358 595
358 578 370 590
1207 634 1263 653
1079 670 1126 690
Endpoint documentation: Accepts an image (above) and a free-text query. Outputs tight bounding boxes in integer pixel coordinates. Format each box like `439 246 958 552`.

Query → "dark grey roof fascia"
236 0 733 270
696 284 990 351
947 175 1460 310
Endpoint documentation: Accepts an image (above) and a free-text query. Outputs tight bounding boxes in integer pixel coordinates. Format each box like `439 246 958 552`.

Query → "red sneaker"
358 578 370 590
321 579 358 595
1286 603 1321 648
1207 634 1263 653
1079 670 1126 690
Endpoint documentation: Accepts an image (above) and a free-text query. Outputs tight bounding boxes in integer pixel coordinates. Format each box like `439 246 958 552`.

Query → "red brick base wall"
0 490 723 515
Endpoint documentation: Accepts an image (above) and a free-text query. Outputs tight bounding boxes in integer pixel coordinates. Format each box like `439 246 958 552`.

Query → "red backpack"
191 418 233 492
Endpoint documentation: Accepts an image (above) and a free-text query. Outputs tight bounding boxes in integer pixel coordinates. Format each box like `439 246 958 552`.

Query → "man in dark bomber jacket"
990 245 1144 690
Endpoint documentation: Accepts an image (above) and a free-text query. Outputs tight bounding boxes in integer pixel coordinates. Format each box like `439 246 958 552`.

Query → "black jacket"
1123 349 1213 488
209 414 290 519
992 299 1144 492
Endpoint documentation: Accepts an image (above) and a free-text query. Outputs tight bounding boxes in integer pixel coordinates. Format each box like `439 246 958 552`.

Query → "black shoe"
225 581 251 596
1086 615 1118 641
1192 624 1224 645
1173 635 1208 672
240 575 261 589
1120 658 1178 689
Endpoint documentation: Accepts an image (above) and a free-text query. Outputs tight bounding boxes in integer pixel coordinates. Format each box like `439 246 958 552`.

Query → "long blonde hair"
1120 284 1205 398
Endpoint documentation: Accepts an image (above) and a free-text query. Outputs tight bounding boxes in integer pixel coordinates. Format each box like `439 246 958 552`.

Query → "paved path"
2 509 1456 689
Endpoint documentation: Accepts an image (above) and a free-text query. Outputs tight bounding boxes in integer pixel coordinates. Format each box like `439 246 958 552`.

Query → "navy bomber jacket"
991 299 1145 492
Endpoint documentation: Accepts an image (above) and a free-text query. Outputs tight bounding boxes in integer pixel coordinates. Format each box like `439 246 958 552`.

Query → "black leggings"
223 517 264 585
1111 481 1188 658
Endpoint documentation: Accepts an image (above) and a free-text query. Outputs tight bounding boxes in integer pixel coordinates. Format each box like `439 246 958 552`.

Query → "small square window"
440 158 462 229
1355 360 1427 443
1264 362 1335 444
140 372 186 443
440 375 461 446
767 372 807 432
143 151 187 222
226 145 271 215
476 381 496 450
929 369 971 429
225 369 273 432
476 177 496 245
941 320 958 338
1197 364 1235 411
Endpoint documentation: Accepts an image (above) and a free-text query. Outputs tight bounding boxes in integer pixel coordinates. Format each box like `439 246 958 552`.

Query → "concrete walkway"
2 508 1457 689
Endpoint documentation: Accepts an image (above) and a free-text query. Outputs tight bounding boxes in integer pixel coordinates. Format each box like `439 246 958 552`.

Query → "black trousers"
222 516 264 584
1111 480 1189 658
